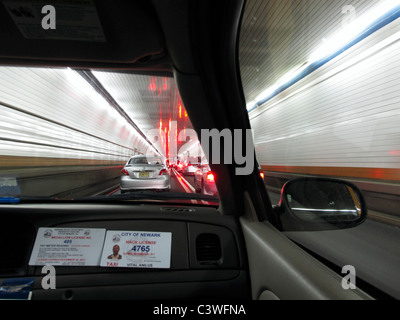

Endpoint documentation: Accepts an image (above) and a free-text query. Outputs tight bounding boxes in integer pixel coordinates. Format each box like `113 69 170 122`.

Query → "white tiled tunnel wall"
250 16 400 170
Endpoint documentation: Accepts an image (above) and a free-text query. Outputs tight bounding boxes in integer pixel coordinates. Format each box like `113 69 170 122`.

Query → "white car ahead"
120 155 170 193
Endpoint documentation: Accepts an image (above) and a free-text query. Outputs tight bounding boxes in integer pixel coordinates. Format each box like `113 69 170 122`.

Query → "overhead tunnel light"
250 64 308 109
247 0 400 112
310 0 400 62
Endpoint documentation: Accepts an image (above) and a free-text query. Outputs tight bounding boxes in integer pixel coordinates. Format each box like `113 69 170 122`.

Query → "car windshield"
240 0 400 299
0 67 218 205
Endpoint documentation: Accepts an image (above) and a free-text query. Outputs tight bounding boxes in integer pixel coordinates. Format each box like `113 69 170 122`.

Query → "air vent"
161 207 195 213
196 233 222 264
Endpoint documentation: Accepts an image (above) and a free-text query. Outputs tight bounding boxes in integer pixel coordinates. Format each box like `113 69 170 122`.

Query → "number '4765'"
131 245 150 252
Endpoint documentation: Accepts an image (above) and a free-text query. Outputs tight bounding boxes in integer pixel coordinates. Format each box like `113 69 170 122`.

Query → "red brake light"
159 169 168 175
260 172 265 179
121 169 129 176
206 172 215 182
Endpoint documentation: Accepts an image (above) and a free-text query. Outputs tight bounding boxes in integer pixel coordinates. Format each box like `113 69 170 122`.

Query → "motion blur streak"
0 67 155 164
247 7 400 223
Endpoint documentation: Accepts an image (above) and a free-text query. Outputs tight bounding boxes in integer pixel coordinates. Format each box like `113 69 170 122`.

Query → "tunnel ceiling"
92 70 195 157
239 0 385 105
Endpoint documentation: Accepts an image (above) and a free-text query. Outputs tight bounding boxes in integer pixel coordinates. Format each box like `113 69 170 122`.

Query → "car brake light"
206 172 215 182
159 169 168 175
260 172 264 179
121 169 129 176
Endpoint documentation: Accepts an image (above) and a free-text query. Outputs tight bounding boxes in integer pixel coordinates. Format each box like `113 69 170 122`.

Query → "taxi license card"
29 228 106 266
100 231 172 268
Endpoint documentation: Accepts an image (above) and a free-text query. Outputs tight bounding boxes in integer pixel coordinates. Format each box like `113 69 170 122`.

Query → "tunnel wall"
251 16 400 179
0 67 151 163
250 17 400 219
0 67 156 198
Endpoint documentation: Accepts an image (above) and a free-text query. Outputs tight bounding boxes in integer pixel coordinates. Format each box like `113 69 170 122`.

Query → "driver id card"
100 231 172 268
29 228 106 266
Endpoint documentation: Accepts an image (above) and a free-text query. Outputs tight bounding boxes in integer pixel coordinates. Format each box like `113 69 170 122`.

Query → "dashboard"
0 203 249 300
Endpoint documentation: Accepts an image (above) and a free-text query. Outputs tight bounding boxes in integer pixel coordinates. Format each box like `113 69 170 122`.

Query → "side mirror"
274 178 367 231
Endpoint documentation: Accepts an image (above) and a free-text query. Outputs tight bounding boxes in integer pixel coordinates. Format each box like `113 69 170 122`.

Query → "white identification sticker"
3 0 106 42
100 231 172 269
29 228 106 266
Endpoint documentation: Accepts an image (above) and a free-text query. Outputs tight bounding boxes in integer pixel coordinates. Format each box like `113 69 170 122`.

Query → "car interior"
0 0 378 301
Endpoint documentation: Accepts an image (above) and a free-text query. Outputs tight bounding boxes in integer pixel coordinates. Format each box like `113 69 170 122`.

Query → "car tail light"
121 169 129 176
260 171 265 179
159 169 169 175
206 172 215 182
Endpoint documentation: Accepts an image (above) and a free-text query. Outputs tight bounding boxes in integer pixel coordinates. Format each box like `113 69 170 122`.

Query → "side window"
239 0 400 299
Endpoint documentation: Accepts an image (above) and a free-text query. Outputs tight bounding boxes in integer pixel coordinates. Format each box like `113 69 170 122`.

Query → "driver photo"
107 245 122 260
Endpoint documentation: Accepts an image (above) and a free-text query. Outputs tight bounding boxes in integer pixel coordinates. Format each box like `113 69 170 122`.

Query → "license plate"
139 172 149 178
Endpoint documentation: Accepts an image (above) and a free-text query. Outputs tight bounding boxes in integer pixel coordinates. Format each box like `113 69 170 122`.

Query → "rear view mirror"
274 178 367 231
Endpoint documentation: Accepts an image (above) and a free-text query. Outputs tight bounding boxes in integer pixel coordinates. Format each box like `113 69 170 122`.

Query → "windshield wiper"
76 191 219 203
0 196 20 203
0 193 219 204
0 196 60 204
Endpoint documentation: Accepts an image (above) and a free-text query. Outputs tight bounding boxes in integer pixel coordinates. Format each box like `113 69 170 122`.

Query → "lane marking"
172 168 192 193
107 188 120 195
172 169 211 205
173 169 196 192
172 168 198 204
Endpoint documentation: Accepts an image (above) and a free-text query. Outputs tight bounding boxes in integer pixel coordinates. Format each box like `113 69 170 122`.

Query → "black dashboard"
0 203 250 300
